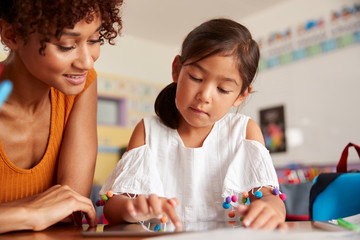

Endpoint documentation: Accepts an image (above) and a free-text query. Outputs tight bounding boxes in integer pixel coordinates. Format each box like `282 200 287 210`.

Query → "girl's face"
173 53 249 129
15 14 102 95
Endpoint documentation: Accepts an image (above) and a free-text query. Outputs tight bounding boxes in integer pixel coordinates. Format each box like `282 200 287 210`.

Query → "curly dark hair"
155 18 260 129
0 0 123 55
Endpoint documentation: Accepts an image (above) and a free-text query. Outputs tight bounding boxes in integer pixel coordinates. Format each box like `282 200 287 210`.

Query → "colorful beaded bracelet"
222 187 286 221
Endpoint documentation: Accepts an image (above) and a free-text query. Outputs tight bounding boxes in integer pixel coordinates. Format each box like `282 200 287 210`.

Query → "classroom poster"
260 105 286 153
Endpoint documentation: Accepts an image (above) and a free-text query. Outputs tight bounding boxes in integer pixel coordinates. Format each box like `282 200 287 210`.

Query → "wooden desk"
0 221 339 240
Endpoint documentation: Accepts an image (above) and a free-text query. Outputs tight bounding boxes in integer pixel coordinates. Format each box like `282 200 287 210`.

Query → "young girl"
0 0 123 233
100 18 286 230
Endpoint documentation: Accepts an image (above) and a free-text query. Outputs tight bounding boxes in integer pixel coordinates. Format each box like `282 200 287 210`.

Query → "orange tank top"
0 68 97 203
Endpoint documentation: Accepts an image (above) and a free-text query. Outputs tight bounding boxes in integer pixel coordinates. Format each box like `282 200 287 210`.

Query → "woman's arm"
57 78 98 197
0 185 97 234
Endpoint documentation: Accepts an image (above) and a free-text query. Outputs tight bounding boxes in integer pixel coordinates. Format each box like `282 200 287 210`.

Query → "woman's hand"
28 185 97 230
0 185 97 233
104 194 182 230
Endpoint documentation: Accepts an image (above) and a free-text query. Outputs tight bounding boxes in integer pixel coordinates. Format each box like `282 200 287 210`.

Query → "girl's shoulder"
143 115 171 133
218 113 250 130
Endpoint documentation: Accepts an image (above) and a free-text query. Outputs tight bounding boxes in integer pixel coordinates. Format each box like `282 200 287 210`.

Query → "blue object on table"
0 80 12 108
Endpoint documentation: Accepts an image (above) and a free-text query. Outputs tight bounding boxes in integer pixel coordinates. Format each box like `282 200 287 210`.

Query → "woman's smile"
63 73 88 85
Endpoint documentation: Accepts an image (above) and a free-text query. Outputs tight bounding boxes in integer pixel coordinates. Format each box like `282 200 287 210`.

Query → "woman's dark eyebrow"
61 25 102 37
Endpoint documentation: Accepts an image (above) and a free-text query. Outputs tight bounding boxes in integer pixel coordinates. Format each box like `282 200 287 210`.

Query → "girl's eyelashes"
189 74 202 81
189 74 232 94
218 87 230 94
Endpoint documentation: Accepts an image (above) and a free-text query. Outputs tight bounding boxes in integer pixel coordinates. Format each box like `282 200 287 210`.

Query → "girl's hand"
235 200 287 230
123 194 182 230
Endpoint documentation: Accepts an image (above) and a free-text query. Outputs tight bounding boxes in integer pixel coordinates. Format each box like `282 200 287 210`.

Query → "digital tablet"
82 220 244 237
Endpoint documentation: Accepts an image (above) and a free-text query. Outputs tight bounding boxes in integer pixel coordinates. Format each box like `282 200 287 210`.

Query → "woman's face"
173 53 248 130
15 14 102 95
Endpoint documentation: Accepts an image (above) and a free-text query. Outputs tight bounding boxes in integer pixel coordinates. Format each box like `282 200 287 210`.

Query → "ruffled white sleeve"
222 140 279 197
99 145 165 197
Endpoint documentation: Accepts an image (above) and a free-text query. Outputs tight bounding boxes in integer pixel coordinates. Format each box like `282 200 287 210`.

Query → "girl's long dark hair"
155 18 260 129
154 82 181 129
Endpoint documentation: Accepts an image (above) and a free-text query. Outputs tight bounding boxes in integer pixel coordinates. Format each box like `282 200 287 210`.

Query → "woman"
0 0 123 233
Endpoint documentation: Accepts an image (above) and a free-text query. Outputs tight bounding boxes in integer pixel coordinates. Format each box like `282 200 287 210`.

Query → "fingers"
162 200 182 230
58 188 97 227
124 195 181 230
147 195 182 229
136 195 151 217
29 185 97 229
148 194 163 218
235 204 249 216
241 202 264 228
168 198 179 208
236 201 284 230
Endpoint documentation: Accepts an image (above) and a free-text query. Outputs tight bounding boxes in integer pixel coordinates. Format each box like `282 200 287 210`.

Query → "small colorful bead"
242 197 247 203
222 202 231 209
154 224 161 232
228 221 235 226
102 194 109 201
279 193 287 201
242 191 249 198
272 188 280 195
96 191 114 207
228 211 235 218
231 195 237 202
107 190 114 198
240 216 244 221
225 196 231 203
254 191 262 198
160 216 168 223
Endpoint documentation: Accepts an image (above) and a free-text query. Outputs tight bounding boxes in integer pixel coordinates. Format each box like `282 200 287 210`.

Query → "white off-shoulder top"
100 113 279 222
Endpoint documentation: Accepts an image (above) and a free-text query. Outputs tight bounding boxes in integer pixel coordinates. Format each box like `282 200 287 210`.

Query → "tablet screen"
82 220 244 237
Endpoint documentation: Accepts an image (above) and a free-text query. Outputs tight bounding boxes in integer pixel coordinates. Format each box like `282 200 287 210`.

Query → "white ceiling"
121 0 287 47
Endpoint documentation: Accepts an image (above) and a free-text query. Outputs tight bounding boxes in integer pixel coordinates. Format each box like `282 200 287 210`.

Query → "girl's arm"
242 118 286 229
126 119 146 151
103 119 182 228
245 118 265 145
57 78 98 197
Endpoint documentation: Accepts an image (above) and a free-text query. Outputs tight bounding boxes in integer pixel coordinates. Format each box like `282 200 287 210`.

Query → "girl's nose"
196 84 212 103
